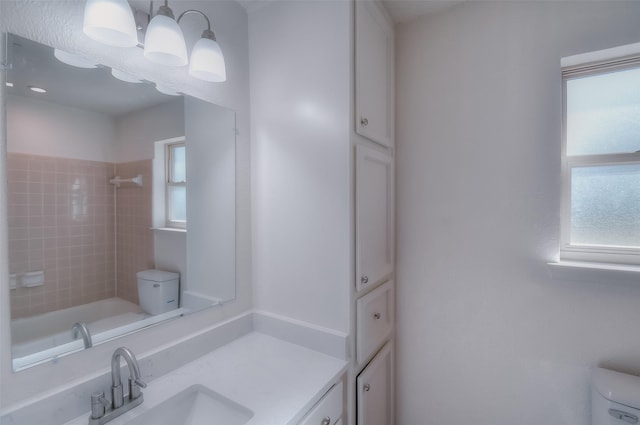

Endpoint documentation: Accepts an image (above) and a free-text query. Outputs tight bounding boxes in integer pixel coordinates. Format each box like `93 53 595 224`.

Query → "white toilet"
592 367 640 424
136 270 180 315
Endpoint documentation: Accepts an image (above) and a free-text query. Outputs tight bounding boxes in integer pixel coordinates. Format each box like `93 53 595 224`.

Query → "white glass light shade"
54 49 98 69
144 15 188 67
189 37 226 82
83 0 138 47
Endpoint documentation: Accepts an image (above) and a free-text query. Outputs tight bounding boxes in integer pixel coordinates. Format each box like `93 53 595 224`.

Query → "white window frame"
165 141 186 229
152 136 186 231
560 55 640 265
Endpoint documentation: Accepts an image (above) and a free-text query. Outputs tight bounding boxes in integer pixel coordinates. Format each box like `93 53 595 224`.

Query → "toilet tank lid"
137 269 179 282
592 367 640 408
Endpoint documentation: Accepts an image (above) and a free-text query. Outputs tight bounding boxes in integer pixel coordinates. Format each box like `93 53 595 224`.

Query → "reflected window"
166 142 186 229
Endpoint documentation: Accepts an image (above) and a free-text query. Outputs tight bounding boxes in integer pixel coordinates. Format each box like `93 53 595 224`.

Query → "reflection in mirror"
4 33 236 371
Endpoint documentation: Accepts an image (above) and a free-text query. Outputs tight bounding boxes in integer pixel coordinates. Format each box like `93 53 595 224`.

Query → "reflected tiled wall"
7 154 116 319
7 154 155 319
115 160 154 304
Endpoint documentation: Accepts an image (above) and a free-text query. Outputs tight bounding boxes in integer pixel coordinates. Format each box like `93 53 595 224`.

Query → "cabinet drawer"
356 280 394 365
298 381 343 425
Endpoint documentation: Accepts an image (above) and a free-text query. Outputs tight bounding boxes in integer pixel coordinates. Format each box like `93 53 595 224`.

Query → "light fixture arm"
177 10 217 41
156 3 175 19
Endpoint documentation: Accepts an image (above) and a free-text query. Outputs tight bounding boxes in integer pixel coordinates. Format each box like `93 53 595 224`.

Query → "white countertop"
63 332 348 425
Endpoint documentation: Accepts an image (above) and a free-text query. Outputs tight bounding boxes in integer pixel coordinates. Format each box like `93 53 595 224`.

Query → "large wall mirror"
4 33 236 371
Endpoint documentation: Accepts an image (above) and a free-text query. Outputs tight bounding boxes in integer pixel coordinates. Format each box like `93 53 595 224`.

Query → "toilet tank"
592 367 640 425
137 270 180 315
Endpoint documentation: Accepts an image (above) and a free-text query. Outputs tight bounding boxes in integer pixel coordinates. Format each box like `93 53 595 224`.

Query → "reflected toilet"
136 270 180 315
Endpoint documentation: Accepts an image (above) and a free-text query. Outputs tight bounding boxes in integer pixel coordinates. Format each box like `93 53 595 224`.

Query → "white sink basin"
125 385 253 425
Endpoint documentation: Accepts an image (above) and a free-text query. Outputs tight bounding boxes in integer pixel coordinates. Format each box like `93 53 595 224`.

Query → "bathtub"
11 298 187 371
11 297 145 359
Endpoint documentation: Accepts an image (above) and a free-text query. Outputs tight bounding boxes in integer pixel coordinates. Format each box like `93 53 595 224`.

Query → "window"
166 142 186 229
561 57 640 264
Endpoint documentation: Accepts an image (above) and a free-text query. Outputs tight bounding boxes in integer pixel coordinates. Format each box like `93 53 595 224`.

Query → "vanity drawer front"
356 280 394 365
298 381 343 425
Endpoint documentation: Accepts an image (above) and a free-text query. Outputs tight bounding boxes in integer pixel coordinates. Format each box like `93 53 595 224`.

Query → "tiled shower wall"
7 154 116 319
115 160 154 305
7 154 155 319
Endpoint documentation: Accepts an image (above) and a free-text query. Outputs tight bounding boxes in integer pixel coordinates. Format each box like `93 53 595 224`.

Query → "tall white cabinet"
353 2 395 425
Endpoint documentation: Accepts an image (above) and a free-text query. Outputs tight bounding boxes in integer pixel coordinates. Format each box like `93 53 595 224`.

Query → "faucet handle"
90 392 110 419
129 376 147 400
134 377 147 388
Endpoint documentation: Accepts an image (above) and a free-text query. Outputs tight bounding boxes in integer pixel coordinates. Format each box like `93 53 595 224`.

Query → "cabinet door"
356 280 394 365
355 0 394 148
356 145 394 292
357 342 394 425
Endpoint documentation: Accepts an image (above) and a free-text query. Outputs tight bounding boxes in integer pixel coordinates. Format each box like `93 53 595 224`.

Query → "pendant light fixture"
144 1 188 67
178 10 226 82
178 9 227 83
83 0 138 47
82 0 227 82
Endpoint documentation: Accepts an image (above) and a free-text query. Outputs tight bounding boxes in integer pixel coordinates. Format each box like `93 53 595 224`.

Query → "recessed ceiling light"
5 82 13 87
28 86 47 93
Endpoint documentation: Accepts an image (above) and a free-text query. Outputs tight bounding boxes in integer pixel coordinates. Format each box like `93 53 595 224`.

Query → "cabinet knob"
321 417 331 425
360 117 369 127
361 275 369 285
373 312 381 320
363 383 371 392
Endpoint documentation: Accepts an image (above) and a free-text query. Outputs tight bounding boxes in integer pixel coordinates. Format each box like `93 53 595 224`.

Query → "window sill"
151 227 187 233
547 260 640 283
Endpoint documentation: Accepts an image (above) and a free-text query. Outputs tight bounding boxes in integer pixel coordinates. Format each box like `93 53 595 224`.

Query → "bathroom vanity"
0 313 348 425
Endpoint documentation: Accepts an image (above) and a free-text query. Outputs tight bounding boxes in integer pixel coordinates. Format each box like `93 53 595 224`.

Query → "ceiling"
238 0 465 23
6 1 464 115
6 34 173 117
381 0 465 23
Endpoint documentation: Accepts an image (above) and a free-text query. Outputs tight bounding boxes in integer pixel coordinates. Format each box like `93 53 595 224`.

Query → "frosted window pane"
168 186 186 222
571 164 640 247
567 67 640 156
170 145 186 182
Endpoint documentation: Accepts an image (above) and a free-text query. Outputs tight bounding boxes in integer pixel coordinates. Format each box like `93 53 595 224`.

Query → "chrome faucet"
71 322 93 349
89 347 147 425
110 347 146 408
